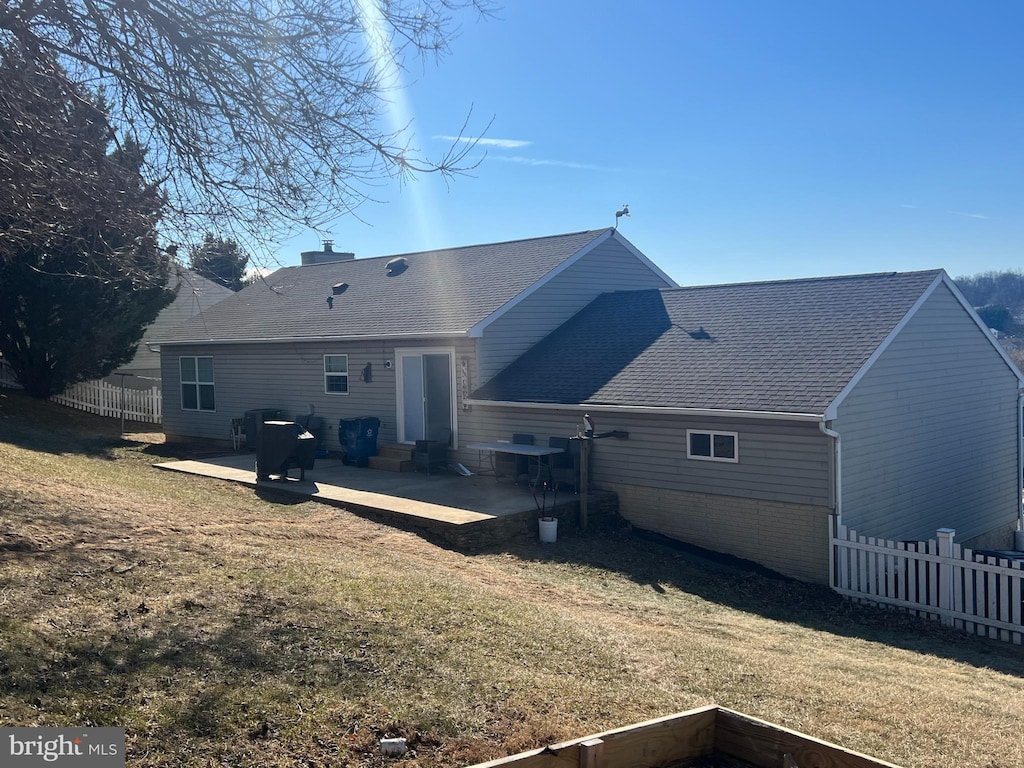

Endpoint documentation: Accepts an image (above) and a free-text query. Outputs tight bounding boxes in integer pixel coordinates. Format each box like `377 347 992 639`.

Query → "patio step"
368 455 414 472
368 444 415 472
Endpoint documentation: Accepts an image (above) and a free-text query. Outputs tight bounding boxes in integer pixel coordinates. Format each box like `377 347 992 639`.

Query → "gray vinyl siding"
476 241 673 382
454 406 831 506
834 282 1021 542
162 338 475 448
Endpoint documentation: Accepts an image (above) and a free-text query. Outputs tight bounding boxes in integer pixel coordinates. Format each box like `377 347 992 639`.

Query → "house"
470 270 1024 582
156 229 1023 583
111 267 234 388
155 228 675 446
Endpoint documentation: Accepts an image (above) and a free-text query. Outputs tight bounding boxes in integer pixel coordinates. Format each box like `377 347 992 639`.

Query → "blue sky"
278 1 1024 286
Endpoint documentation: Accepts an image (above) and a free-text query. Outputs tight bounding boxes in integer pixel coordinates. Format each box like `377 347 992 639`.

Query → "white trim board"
824 271 1024 421
467 229 675 339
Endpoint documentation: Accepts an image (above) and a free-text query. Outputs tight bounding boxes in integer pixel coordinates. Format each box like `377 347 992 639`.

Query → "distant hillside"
954 270 1024 330
955 271 1024 323
954 270 1024 369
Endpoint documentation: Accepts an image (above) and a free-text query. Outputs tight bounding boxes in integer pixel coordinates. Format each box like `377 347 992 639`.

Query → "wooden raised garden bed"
469 705 902 768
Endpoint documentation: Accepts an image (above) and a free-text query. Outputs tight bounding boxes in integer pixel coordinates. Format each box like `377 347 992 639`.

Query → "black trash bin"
338 416 381 466
255 421 316 481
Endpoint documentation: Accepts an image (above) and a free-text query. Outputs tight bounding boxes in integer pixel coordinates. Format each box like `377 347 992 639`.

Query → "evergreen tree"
0 54 174 398
188 234 250 292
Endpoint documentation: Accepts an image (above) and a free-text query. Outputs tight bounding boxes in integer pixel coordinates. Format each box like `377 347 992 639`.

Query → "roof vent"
386 257 408 276
332 282 348 295
301 239 355 265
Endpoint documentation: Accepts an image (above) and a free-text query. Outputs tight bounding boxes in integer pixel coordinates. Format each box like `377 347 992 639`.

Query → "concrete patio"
155 452 617 548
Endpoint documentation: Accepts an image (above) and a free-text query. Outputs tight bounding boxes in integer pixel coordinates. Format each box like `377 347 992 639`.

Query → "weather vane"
614 204 630 229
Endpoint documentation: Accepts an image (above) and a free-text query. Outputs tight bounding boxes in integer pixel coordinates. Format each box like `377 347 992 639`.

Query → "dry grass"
1 390 1023 767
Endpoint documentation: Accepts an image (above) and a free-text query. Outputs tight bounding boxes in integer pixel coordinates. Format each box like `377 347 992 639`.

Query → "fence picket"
830 519 1024 645
50 378 162 424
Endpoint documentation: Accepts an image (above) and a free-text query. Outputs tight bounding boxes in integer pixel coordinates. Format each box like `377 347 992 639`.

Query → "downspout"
1017 390 1024 551
819 420 841 526
820 419 842 586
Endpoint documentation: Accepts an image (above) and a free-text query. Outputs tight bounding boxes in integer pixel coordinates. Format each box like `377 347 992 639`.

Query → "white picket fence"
1 361 162 424
52 379 162 424
831 519 1024 644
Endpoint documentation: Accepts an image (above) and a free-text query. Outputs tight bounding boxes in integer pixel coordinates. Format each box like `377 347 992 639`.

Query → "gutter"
148 330 467 351
463 399 824 423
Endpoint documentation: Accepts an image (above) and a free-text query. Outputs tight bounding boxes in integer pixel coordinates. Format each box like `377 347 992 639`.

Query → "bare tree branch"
1 0 492 257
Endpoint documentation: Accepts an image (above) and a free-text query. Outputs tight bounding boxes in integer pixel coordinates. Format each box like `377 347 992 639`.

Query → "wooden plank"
468 707 903 768
578 739 603 768
468 706 717 768
715 709 904 768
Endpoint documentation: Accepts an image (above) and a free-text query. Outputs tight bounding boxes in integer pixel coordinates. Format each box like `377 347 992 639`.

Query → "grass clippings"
1 390 1023 767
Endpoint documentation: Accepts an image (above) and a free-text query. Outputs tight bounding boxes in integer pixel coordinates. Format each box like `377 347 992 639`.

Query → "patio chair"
229 418 244 451
416 427 452 475
547 436 571 490
495 433 533 483
551 437 581 493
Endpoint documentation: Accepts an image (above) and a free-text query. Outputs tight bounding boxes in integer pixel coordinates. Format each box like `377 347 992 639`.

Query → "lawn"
1 390 1022 767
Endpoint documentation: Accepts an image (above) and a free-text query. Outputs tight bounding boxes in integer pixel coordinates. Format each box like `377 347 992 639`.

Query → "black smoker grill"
255 421 316 481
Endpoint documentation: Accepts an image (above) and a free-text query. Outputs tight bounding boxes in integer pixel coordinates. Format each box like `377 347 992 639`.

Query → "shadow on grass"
496 523 1024 681
0 587 378 733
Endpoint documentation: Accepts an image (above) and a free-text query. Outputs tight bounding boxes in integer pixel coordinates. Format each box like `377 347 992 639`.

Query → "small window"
180 356 215 411
687 429 738 463
324 354 349 394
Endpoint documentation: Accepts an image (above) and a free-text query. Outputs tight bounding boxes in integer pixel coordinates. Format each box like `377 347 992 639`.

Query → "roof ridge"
282 229 612 268
653 268 944 294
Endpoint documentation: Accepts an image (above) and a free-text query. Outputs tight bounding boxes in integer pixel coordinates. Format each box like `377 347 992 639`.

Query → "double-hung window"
687 429 738 463
180 356 215 411
324 354 349 394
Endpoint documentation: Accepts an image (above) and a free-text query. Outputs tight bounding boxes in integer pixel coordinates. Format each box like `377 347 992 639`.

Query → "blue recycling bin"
339 417 380 466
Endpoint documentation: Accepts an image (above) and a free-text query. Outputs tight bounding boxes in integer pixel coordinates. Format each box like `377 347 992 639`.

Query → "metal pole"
116 372 134 436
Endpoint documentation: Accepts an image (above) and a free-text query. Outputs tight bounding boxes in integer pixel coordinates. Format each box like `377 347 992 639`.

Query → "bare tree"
0 0 489 256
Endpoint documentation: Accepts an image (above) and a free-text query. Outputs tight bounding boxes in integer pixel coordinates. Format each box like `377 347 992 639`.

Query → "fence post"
937 528 955 626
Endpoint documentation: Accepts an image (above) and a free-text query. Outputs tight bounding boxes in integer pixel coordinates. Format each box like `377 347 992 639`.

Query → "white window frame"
324 354 350 395
179 355 215 412
686 429 738 463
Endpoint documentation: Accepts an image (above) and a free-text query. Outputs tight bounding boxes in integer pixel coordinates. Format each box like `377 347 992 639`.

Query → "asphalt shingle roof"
159 229 612 343
472 269 945 415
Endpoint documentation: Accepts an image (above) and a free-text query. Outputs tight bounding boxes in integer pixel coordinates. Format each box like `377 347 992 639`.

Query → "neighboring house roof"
122 268 234 373
471 269 991 416
156 229 634 344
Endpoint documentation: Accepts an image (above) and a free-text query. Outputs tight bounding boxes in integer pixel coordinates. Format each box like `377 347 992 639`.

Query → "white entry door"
397 349 455 444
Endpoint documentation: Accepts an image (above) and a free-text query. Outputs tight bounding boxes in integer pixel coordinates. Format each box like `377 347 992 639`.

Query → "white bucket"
539 516 558 543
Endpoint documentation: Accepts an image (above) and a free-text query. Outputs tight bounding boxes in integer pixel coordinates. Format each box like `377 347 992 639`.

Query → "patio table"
465 441 564 489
